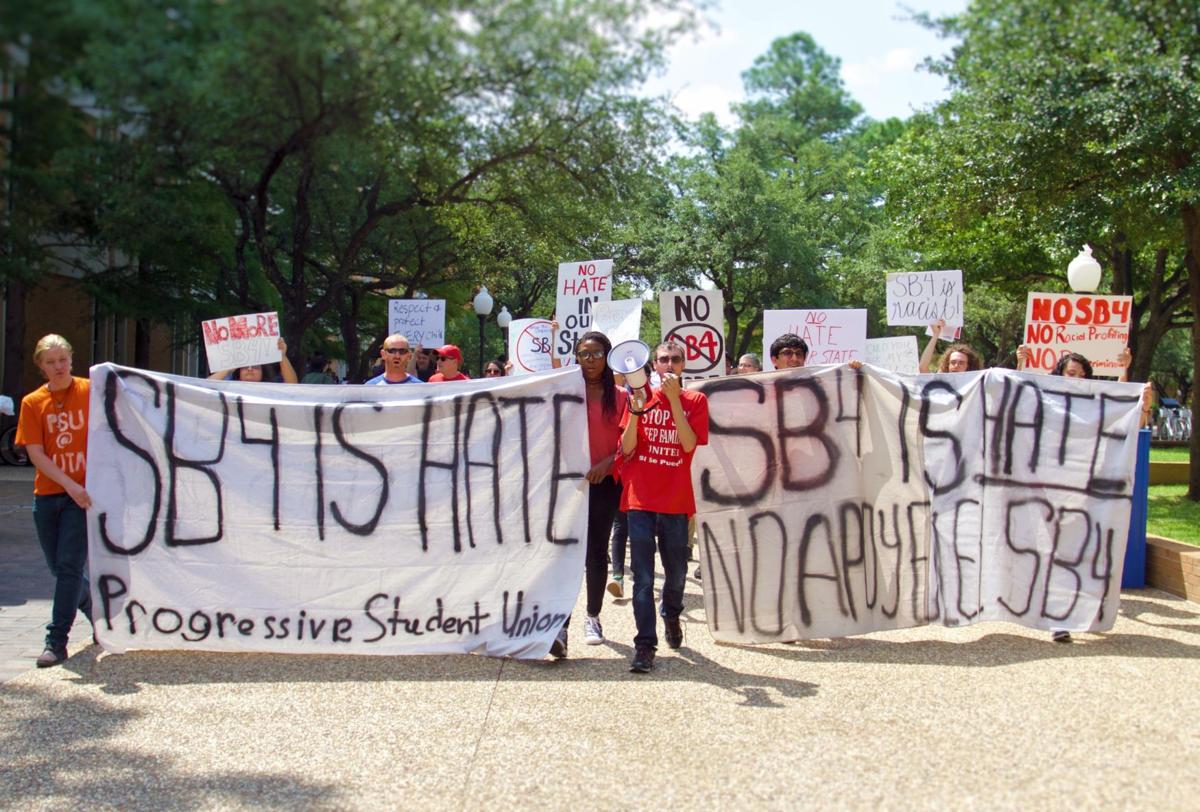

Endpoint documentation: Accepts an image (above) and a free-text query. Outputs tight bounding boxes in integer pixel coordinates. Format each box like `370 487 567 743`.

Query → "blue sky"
644 0 968 124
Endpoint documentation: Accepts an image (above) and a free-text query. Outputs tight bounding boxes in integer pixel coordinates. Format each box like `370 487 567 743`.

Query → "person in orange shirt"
15 334 94 668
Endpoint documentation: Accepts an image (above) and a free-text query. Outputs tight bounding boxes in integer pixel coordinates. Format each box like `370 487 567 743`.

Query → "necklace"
49 379 73 410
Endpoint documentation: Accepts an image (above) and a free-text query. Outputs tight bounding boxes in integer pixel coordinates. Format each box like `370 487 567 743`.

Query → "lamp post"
473 286 494 376
496 305 511 363
1067 245 1102 293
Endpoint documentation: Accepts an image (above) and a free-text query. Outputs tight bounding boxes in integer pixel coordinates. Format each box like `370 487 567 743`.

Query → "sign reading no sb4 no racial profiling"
1023 292 1132 376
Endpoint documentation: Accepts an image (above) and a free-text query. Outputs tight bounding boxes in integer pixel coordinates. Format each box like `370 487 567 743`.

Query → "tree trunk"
1179 203 1200 501
134 318 151 368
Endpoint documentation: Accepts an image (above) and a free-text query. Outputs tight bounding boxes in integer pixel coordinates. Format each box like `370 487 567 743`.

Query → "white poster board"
865 336 920 374
660 290 726 378
87 365 589 658
1023 292 1133 376
201 312 282 373
691 366 1142 642
762 309 867 370
886 270 964 327
388 299 446 348
591 299 643 346
508 318 554 376
554 259 613 365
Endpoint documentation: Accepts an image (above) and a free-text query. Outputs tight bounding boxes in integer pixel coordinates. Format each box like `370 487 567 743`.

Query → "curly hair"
937 343 983 372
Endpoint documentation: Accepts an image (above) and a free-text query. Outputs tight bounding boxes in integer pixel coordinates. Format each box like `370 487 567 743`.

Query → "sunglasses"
383 347 412 355
775 348 804 359
656 355 684 364
576 350 607 361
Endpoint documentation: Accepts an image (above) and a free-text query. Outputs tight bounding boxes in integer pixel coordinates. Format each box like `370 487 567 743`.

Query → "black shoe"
694 565 702 580
36 647 67 668
664 616 683 649
550 627 568 660
630 646 655 673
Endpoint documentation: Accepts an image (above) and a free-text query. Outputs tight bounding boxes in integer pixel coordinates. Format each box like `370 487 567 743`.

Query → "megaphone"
608 339 651 400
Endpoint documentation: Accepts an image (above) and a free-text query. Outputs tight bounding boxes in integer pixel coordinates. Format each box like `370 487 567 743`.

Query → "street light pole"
473 286 494 377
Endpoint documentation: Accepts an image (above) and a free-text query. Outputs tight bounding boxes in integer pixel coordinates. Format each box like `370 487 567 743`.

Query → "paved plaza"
2 465 1199 810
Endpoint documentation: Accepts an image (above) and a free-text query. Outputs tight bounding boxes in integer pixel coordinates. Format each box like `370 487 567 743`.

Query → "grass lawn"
1147 484 1200 546
1150 445 1193 462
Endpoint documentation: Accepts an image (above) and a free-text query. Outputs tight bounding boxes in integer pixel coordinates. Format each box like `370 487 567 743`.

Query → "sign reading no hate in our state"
1023 292 1132 376
201 311 282 373
762 309 867 370
660 290 725 378
554 259 613 365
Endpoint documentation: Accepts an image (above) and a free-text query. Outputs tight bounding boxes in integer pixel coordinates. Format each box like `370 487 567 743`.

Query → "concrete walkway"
2 463 1199 809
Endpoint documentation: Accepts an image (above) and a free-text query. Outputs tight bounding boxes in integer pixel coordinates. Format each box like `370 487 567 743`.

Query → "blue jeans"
610 510 628 577
627 510 690 649
33 493 92 651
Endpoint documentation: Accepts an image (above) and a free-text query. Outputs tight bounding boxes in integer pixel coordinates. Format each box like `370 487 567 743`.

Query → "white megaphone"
608 339 652 403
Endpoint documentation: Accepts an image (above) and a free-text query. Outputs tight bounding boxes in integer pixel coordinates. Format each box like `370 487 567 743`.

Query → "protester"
737 353 763 374
302 352 337 384
919 319 982 373
413 346 437 382
770 334 807 369
15 335 94 668
618 340 709 673
550 332 628 657
208 338 299 383
429 344 470 382
484 360 505 378
365 334 423 385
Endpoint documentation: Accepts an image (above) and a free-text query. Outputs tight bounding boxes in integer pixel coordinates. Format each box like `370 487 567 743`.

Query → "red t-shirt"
587 387 629 467
428 372 470 382
15 376 90 496
618 388 709 515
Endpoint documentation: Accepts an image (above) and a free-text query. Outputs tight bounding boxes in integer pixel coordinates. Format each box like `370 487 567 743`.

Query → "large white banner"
1023 292 1132 376
691 366 1142 642
87 365 590 658
554 259 613 365
388 299 446 347
762 309 867 370
660 290 725 379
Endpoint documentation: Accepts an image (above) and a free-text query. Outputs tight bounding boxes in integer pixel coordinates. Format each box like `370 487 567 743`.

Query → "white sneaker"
583 615 604 645
607 575 624 598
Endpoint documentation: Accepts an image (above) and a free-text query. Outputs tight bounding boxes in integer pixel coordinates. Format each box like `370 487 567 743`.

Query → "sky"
643 0 969 125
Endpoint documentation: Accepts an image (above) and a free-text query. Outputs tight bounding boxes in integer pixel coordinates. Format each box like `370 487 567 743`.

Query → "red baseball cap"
437 344 463 363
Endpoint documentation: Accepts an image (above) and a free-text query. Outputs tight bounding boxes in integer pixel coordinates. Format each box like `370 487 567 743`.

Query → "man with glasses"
618 340 709 673
429 344 470 382
770 333 808 369
365 334 423 385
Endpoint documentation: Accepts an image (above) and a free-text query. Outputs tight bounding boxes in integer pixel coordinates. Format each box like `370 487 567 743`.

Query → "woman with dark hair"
483 360 505 378
549 330 627 658
208 338 299 383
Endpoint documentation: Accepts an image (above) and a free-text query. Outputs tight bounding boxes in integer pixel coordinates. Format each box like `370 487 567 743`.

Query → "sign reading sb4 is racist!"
1023 292 1132 376
660 290 725 378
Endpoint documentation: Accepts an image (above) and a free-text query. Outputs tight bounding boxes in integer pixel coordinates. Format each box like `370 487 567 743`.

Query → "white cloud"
671 83 741 127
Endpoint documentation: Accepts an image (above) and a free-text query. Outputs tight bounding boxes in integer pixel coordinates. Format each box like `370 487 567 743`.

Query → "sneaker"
36 647 67 668
607 575 624 598
630 645 655 673
550 626 568 659
693 565 702 580
1051 630 1072 643
664 616 683 649
583 615 604 645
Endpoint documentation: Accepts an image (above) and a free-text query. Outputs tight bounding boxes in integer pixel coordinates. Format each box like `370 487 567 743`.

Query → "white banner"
388 299 446 348
201 312 282 373
886 270 964 327
87 365 589 658
554 259 613 365
660 290 726 379
1023 292 1132 376
865 336 920 374
591 299 643 346
690 367 1142 642
508 318 554 376
762 309 867 370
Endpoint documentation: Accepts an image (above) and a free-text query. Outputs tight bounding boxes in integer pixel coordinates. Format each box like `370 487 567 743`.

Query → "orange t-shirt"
15 376 90 495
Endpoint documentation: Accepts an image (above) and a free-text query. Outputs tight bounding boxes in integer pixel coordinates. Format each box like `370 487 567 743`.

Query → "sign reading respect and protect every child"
388 299 446 348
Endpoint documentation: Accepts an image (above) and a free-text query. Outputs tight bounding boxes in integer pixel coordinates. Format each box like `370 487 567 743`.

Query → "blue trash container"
1121 428 1150 589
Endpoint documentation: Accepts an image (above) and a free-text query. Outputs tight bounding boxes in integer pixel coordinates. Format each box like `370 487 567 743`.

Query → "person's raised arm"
550 319 562 369
278 338 299 383
207 368 233 380
919 319 945 373
1015 344 1032 370
1117 347 1132 383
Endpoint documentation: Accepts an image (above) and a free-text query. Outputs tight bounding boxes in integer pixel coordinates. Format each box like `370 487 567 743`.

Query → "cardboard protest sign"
1022 292 1132 376
591 299 643 346
691 366 1142 642
87 366 589 658
660 290 725 378
201 312 282 373
762 309 867 370
886 270 963 327
508 318 554 376
388 299 445 348
554 259 613 365
865 336 919 374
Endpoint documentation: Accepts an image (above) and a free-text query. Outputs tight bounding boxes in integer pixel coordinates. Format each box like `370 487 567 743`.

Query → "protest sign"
201 312 282 374
865 336 919 374
1023 292 1133 376
886 270 963 327
554 259 613 364
508 318 554 375
660 290 725 378
690 366 1141 642
388 299 446 348
591 299 643 346
762 309 867 370
86 366 589 658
